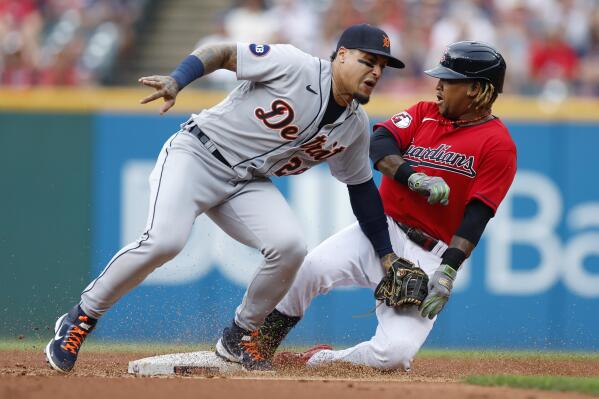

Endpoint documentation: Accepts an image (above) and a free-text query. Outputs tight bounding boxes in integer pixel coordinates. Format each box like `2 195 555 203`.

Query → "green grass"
466 375 599 396
418 348 599 361
0 338 213 353
3 338 599 361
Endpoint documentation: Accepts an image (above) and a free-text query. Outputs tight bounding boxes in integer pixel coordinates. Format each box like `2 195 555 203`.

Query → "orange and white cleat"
44 305 97 373
216 321 273 371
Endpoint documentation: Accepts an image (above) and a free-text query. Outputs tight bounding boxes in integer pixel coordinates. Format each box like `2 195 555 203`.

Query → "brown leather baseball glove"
374 257 429 307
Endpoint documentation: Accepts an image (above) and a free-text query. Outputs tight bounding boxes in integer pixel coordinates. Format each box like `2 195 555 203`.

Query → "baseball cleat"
44 305 97 373
272 344 333 367
215 321 273 371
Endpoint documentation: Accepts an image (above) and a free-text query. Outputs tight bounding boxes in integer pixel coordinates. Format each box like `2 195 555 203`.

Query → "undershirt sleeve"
455 199 495 245
347 178 393 257
369 126 402 168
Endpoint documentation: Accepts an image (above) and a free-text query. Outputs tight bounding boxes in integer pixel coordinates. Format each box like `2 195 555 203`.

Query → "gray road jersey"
190 43 372 185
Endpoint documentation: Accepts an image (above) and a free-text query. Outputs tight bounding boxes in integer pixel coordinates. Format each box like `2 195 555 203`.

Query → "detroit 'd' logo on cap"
249 44 271 56
391 111 412 128
383 35 390 48
440 49 449 64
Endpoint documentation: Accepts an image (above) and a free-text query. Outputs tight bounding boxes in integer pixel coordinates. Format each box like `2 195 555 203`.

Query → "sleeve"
327 115 373 185
347 179 393 258
372 102 426 152
236 43 310 82
455 199 495 245
369 126 402 167
467 145 517 213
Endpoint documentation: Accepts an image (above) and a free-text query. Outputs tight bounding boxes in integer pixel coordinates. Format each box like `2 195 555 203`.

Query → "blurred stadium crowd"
0 0 146 86
2 0 599 97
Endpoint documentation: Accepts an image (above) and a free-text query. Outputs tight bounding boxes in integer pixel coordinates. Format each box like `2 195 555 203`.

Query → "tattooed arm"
191 43 237 73
139 43 237 114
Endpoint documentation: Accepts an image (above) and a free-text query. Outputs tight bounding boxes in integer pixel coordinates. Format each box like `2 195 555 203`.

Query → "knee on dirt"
372 338 418 371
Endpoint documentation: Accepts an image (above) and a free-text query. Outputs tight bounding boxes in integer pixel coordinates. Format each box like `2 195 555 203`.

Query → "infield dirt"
2 349 599 399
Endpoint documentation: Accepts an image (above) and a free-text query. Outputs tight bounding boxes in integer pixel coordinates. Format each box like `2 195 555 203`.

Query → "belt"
394 220 447 257
187 124 231 167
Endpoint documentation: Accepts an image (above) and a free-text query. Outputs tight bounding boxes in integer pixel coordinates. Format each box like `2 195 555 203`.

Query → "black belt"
188 124 231 167
394 220 441 252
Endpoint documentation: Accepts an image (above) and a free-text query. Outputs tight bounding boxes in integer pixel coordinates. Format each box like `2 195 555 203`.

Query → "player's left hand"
139 75 180 115
380 252 399 271
419 264 456 319
374 255 429 308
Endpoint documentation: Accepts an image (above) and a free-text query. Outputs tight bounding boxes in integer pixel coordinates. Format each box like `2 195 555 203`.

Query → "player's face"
434 79 474 120
340 49 387 104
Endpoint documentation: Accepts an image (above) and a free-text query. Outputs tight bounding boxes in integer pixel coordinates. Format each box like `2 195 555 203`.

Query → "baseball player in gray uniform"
45 24 405 372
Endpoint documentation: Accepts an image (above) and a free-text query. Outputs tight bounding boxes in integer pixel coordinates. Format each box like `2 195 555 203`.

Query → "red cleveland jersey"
374 101 517 244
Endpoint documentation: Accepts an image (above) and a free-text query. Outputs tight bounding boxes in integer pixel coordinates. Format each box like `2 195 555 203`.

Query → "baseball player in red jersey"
256 41 517 370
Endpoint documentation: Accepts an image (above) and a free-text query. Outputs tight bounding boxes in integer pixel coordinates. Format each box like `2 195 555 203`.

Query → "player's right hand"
138 75 179 115
407 173 450 205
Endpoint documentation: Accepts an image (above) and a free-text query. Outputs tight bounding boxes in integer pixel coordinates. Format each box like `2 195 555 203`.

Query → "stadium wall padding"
1 97 599 350
0 112 93 336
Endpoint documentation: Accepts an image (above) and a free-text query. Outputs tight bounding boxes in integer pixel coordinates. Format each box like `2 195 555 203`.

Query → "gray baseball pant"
80 130 307 331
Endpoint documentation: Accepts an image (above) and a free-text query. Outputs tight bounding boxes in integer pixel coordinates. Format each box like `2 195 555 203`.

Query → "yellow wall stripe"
0 87 598 121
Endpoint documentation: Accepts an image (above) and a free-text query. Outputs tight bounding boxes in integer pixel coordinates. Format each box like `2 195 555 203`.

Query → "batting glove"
419 264 457 319
408 173 450 205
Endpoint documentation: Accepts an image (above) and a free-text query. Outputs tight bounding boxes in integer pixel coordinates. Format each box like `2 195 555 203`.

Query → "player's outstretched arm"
138 43 237 115
191 43 237 74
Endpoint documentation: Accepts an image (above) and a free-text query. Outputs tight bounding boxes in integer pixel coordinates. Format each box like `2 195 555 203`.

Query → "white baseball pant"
276 217 443 370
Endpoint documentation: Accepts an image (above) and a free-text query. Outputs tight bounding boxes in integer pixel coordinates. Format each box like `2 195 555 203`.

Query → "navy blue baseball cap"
336 24 405 69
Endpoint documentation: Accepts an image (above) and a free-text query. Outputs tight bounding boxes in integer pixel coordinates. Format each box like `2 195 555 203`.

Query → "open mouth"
364 80 376 89
436 93 444 104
